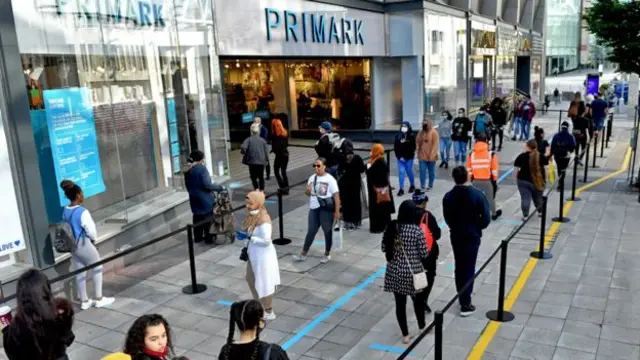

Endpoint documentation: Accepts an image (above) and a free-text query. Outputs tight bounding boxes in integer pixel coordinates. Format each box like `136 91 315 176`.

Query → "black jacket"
271 135 289 158
315 134 335 166
394 133 416 160
3 313 75 360
451 117 472 142
489 107 507 127
443 185 491 241
551 129 577 158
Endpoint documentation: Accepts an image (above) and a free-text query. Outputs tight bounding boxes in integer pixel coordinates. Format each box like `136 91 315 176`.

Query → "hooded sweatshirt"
394 122 416 160
416 126 439 161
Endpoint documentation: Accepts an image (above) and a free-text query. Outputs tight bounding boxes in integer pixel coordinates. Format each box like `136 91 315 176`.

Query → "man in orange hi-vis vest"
467 133 502 221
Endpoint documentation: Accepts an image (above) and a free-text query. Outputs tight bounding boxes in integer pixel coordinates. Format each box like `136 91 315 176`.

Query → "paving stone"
322 326 367 347
526 315 565 331
304 340 351 360
596 339 640 360
561 320 601 339
571 295 607 311
510 340 556 360
556 332 598 353
518 328 562 346
600 325 640 345
532 303 570 319
566 307 604 324
552 347 596 360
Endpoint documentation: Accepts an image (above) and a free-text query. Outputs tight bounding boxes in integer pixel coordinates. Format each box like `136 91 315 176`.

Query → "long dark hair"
220 300 265 360
13 269 58 359
526 140 546 191
382 200 420 261
124 314 174 357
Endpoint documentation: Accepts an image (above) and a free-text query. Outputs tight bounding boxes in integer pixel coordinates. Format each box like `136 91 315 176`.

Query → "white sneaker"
80 300 94 310
293 254 307 262
94 297 115 308
320 255 331 264
264 311 277 321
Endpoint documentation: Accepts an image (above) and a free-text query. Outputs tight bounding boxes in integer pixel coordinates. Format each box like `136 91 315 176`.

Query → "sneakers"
460 304 476 317
491 209 503 221
397 189 405 197
264 311 277 321
293 254 308 262
94 297 115 308
321 255 331 264
80 300 94 310
408 185 416 193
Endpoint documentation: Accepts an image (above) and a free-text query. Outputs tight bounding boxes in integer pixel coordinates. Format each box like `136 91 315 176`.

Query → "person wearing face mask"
416 119 439 191
438 111 453 169
393 121 416 196
488 97 507 151
473 105 493 141
451 108 472 167
240 191 281 320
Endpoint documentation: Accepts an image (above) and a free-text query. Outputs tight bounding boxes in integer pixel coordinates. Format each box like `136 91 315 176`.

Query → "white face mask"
401 126 408 133
249 209 260 216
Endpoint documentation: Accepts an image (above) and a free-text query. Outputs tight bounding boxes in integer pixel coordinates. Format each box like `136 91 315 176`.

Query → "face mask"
422 124 428 131
458 112 464 116
249 209 260 216
442 116 447 120
479 111 485 115
401 126 408 133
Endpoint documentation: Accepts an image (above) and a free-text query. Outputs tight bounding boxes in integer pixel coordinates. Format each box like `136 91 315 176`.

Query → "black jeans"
265 161 271 179
575 135 587 161
302 208 334 254
451 239 480 307
193 213 213 243
273 155 289 190
421 242 439 305
394 291 427 336
248 164 265 191
491 126 504 150
555 157 571 188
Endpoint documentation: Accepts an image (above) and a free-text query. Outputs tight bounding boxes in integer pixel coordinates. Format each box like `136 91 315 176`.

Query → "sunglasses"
312 164 322 168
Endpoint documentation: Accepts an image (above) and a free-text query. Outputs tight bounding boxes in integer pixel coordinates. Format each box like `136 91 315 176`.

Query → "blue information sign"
43 88 105 206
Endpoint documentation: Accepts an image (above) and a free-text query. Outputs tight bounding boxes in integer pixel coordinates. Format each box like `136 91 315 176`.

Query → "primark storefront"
0 0 544 277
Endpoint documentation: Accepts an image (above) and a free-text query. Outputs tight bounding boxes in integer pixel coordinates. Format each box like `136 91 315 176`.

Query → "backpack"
475 115 487 134
552 134 570 158
419 213 434 252
328 133 349 165
53 208 81 253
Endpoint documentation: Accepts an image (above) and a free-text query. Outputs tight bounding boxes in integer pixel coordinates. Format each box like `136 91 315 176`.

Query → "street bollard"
606 113 613 147
434 311 444 360
592 135 598 168
601 125 606 158
552 170 570 223
531 196 552 259
571 156 581 201
273 190 292 246
583 142 590 183
182 225 207 295
486 240 516 322
557 111 562 132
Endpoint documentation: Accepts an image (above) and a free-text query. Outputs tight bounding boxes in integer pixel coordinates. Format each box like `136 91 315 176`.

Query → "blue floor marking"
281 267 387 351
265 199 277 204
313 241 325 245
369 344 415 355
498 167 515 183
216 300 233 306
444 264 456 270
498 218 525 225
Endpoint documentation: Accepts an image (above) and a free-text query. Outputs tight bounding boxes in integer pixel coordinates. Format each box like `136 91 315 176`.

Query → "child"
124 314 174 360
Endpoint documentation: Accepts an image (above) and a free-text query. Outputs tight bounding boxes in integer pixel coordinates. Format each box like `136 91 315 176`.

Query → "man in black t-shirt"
451 108 472 167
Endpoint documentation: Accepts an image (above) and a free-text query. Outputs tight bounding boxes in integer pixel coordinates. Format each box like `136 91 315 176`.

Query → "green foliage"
583 0 640 73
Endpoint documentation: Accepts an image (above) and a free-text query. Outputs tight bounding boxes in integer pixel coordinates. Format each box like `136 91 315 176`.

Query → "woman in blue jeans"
438 111 453 169
393 121 416 196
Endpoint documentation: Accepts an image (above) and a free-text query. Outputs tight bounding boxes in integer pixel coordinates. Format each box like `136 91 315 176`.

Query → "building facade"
545 0 582 74
0 0 546 277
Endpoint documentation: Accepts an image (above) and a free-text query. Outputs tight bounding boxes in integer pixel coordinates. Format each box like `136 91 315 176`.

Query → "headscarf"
271 118 288 137
242 191 271 231
369 143 385 164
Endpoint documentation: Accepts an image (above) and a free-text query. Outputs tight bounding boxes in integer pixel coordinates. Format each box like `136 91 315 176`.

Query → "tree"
583 0 640 74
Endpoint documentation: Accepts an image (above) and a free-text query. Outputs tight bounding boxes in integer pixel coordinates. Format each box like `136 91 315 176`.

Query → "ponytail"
220 303 237 360
527 140 545 191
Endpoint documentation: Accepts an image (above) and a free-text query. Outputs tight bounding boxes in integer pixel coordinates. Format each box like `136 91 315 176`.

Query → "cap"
319 121 332 132
101 353 132 360
412 190 429 204
561 121 570 129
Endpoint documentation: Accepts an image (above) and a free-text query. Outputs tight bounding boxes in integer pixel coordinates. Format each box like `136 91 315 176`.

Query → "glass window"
12 0 229 262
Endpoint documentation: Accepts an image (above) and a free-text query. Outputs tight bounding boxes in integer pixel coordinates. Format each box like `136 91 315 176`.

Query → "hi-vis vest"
467 150 499 181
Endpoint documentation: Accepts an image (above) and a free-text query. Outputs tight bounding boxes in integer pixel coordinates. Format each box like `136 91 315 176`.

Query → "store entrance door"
482 56 493 103
471 55 494 109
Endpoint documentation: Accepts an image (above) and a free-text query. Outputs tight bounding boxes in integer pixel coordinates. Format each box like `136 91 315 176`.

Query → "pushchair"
210 189 236 244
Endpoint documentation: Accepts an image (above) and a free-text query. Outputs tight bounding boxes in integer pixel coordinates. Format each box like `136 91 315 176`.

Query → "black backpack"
552 135 570 158
53 208 80 253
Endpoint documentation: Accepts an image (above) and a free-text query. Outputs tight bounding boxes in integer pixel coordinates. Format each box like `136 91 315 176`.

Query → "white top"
307 173 339 210
66 205 97 241
247 223 280 298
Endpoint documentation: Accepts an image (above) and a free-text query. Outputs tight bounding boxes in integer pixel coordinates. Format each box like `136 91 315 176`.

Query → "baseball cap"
412 190 429 204
319 121 332 132
561 121 570 129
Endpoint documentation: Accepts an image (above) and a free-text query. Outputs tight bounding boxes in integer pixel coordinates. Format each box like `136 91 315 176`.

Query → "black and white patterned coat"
382 224 429 296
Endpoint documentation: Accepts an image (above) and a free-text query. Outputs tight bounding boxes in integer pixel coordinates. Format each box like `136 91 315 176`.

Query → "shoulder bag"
314 175 335 210
374 186 391 204
401 241 428 291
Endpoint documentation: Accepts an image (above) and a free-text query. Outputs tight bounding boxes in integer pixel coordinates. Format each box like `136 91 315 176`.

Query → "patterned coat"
382 224 429 295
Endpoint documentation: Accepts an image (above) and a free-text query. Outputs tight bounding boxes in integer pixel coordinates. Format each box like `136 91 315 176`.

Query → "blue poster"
43 88 105 206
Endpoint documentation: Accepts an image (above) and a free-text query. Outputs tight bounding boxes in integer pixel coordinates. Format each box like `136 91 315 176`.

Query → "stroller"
210 189 236 244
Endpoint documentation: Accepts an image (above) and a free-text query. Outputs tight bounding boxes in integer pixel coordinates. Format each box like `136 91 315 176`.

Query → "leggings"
394 291 427 336
517 180 543 217
273 155 289 190
72 239 103 302
248 164 265 191
302 208 334 254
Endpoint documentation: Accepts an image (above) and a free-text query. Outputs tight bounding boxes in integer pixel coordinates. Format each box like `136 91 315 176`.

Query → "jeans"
394 291 427 336
453 141 468 164
248 164 265 191
521 120 531 140
397 158 415 190
491 127 504 150
512 117 522 139
193 213 213 243
439 138 452 163
72 239 103 302
419 160 436 189
302 208 334 254
273 155 289 190
451 239 480 307
517 180 543 217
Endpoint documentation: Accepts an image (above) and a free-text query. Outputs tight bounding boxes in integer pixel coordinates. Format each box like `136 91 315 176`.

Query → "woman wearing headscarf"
242 191 281 320
393 121 416 196
382 200 429 344
366 144 395 234
338 148 366 230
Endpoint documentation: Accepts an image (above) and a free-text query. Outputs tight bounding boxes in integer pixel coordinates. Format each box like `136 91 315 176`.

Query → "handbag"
374 186 391 204
239 229 254 262
401 242 428 291
314 175 335 210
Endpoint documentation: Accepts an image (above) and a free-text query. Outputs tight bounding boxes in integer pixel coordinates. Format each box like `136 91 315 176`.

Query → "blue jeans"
439 138 452 163
303 208 334 254
419 160 436 189
397 158 415 190
520 120 531 140
512 117 522 139
594 117 605 131
453 141 468 164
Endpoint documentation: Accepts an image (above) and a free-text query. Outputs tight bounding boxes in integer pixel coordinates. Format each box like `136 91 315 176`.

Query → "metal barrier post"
583 142 590 183
571 156 580 201
531 196 552 259
592 135 598 168
182 225 207 295
434 311 444 360
552 171 570 223
601 125 606 158
606 113 613 147
273 189 292 246
557 111 562 132
486 240 515 322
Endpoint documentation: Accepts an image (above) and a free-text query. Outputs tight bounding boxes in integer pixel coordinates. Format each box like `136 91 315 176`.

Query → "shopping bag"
548 160 557 185
333 221 343 251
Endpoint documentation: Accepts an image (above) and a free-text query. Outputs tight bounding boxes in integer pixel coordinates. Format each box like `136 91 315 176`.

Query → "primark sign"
265 8 365 45
40 0 214 27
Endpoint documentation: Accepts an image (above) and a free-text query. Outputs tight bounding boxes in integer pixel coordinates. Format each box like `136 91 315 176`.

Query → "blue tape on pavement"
313 241 325 245
498 167 515 183
216 300 233 306
281 267 386 350
265 200 277 204
498 218 525 225
369 344 414 355
444 264 456 270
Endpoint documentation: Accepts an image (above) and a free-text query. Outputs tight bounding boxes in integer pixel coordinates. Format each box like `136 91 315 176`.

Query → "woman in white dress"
243 191 281 320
